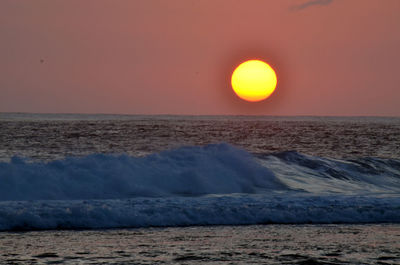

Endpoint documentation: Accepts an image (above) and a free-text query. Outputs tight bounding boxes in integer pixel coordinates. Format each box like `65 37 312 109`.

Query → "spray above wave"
0 144 286 201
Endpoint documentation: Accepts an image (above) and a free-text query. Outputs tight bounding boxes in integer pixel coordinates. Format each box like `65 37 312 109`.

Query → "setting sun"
231 60 277 102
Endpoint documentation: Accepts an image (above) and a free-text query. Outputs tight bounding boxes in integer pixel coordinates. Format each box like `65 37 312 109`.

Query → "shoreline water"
1 224 399 264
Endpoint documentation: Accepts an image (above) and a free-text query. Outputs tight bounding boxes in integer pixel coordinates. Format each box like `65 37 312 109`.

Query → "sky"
1 0 400 116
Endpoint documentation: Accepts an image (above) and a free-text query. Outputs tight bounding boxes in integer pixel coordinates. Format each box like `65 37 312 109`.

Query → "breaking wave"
0 144 286 201
0 143 399 230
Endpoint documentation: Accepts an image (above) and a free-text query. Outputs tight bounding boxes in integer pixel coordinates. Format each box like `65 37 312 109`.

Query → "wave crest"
0 144 286 201
259 151 400 194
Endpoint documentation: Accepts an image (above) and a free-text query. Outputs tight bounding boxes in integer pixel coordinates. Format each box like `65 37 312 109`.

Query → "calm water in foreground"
1 224 399 265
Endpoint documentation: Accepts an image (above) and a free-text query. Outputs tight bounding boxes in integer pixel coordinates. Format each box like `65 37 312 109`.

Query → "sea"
0 113 399 264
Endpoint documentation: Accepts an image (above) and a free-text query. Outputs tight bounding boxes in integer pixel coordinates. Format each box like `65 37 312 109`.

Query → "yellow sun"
231 60 277 102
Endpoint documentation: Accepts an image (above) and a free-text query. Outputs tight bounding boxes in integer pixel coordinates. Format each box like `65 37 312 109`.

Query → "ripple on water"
0 224 398 264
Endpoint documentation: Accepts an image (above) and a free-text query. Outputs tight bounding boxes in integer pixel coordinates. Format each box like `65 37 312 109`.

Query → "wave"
0 144 287 201
260 151 400 194
1 144 399 201
0 143 399 230
1 195 399 231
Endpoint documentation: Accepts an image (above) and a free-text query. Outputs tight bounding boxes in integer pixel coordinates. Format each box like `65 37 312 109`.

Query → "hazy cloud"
291 0 334 11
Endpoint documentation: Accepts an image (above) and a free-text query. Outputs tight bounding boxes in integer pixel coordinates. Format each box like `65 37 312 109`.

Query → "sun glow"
231 60 277 102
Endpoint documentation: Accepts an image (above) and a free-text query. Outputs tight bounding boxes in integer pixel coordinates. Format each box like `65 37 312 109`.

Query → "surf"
0 143 399 230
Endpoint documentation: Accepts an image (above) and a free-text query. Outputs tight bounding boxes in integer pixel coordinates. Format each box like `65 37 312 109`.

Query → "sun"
231 60 277 102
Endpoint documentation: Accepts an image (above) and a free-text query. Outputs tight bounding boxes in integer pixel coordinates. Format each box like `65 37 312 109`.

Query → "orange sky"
1 0 400 116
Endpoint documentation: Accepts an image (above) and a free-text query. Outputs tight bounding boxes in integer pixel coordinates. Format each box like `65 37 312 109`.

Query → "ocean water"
1 225 399 264
0 113 399 264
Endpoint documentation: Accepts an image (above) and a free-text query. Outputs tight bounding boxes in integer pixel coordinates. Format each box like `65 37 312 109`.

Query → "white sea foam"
259 151 400 194
0 195 399 231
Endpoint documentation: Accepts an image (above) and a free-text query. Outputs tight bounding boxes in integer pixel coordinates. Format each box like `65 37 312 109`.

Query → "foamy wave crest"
0 144 286 201
1 195 399 231
259 151 400 194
